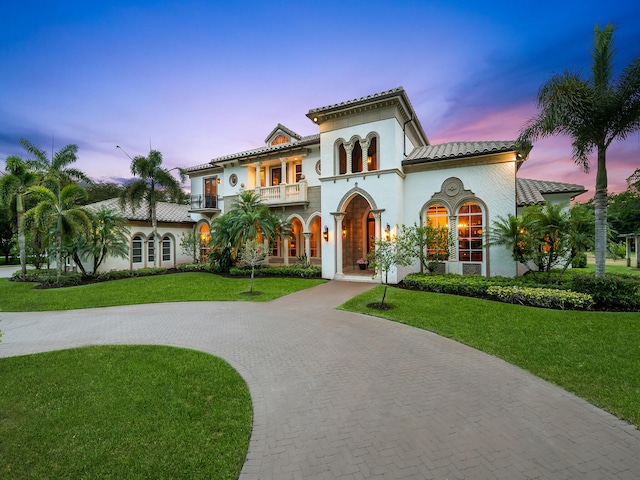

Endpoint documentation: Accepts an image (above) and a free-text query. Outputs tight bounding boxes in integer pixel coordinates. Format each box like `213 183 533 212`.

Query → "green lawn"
0 345 252 479
340 285 640 428
0 272 326 311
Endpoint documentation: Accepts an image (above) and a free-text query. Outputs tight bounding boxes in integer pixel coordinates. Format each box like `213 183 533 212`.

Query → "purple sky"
2 1 639 199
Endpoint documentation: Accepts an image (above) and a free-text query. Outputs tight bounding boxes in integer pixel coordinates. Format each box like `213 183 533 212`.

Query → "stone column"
360 139 370 173
333 213 345 276
303 232 311 261
448 215 458 261
283 236 289 266
344 142 353 175
280 157 287 183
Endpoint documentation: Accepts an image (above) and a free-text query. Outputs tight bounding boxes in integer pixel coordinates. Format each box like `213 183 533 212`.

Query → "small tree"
179 230 199 263
397 223 449 273
366 233 412 308
239 239 267 294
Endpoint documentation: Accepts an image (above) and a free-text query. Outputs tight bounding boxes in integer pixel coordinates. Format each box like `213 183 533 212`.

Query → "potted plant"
357 257 368 270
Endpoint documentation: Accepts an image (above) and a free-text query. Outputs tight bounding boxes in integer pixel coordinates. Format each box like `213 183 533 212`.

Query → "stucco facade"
185 87 586 282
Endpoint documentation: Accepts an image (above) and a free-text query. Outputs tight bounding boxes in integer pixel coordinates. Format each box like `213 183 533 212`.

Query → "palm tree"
227 190 279 248
76 206 130 274
23 184 92 278
0 156 37 274
119 150 185 267
20 138 90 190
487 213 536 270
518 23 640 277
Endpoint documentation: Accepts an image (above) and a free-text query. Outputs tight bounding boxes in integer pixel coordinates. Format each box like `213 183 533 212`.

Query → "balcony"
255 181 308 206
189 194 220 213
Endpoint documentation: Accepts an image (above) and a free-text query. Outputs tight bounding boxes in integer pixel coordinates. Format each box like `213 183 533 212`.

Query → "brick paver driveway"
1 280 639 479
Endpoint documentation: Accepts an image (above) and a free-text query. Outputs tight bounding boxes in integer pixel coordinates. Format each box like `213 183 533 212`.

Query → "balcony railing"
190 194 219 211
255 181 307 205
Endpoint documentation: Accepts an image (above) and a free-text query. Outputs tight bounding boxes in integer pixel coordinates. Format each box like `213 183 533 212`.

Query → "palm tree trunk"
56 213 63 279
16 194 27 275
594 146 608 277
151 201 158 268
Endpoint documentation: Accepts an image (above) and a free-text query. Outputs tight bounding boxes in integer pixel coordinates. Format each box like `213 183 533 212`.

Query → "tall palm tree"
23 184 92 278
20 138 90 190
0 156 37 274
518 23 640 277
119 150 185 267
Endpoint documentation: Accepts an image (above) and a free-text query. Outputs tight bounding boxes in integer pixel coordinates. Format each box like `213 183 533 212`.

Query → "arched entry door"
341 194 372 273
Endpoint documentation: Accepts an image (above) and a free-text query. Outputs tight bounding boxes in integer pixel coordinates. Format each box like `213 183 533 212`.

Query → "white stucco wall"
92 223 195 273
402 159 519 278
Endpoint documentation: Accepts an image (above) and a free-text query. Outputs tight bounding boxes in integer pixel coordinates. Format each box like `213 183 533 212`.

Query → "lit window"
272 134 289 146
426 204 449 259
367 137 378 170
199 224 210 262
458 202 483 262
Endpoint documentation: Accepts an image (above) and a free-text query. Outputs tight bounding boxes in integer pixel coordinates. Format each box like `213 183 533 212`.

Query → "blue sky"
1 0 639 198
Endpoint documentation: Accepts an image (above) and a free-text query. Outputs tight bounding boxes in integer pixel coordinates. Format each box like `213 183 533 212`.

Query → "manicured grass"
0 345 252 479
0 273 326 311
339 285 640 428
583 263 640 275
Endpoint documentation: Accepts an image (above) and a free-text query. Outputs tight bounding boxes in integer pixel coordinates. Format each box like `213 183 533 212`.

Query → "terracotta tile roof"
87 198 194 223
184 162 221 173
307 87 429 146
208 134 320 164
516 178 587 206
404 141 517 164
307 87 407 115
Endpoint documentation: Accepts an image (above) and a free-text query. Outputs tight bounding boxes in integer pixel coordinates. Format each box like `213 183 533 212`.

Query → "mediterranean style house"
185 87 586 282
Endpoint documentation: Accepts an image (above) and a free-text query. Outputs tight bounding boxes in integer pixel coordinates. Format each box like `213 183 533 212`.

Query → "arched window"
458 202 483 262
310 217 321 258
199 224 210 262
352 141 363 173
162 236 172 263
132 235 143 264
338 144 347 174
289 218 302 258
271 134 288 146
148 235 155 263
425 204 449 259
367 137 378 171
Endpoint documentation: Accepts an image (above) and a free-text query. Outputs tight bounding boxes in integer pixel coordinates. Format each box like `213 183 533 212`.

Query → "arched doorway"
342 194 371 273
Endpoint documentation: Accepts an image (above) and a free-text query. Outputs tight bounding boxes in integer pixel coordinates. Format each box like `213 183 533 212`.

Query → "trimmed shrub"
402 273 515 296
487 285 594 310
12 271 84 288
230 265 321 278
176 262 211 272
570 274 640 309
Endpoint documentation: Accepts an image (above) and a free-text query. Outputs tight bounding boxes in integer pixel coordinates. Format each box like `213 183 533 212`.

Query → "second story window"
204 178 217 208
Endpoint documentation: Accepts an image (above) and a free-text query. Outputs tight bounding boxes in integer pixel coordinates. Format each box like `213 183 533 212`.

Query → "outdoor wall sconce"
323 226 329 242
385 223 391 241
342 226 347 239
216 177 221 184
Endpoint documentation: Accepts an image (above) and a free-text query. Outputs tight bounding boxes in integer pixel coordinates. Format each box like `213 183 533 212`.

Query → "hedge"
487 285 594 310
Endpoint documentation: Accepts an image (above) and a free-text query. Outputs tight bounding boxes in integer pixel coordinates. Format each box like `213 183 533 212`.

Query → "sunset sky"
1 0 639 199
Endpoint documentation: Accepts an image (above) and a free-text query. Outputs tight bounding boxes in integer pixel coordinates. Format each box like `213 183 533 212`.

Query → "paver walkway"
1 280 640 479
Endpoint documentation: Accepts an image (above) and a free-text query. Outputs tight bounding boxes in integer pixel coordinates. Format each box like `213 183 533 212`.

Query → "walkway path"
1 281 639 479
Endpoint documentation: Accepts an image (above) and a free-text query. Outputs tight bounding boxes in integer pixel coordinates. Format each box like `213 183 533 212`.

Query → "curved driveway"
1 280 640 479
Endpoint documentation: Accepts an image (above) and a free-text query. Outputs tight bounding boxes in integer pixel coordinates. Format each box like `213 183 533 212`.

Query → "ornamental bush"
487 285 594 310
230 265 321 278
570 274 640 309
402 273 515 296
